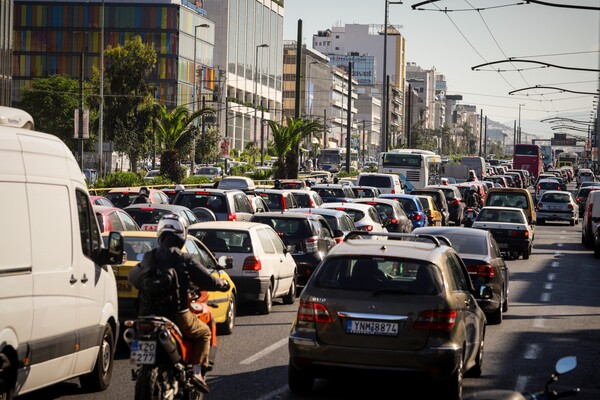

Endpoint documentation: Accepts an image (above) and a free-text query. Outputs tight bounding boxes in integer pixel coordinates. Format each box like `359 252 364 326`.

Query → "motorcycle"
123 284 224 400
463 207 479 227
464 356 580 400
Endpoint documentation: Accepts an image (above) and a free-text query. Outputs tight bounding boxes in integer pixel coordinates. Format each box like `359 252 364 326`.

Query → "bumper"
495 238 531 254
230 275 271 303
288 334 462 380
292 253 323 285
537 210 576 222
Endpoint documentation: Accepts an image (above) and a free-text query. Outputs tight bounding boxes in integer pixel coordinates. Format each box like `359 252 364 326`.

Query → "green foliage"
336 170 358 178
182 175 213 185
229 163 254 176
198 128 223 164
100 35 157 173
96 171 140 188
18 75 97 153
249 168 273 180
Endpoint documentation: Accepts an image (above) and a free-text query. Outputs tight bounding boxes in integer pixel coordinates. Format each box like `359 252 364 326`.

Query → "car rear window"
312 257 442 295
539 181 560 190
106 192 136 208
358 175 392 188
398 198 417 212
487 193 529 209
334 209 365 223
253 217 312 238
177 193 227 213
189 229 252 253
541 193 570 203
126 208 170 227
292 193 312 208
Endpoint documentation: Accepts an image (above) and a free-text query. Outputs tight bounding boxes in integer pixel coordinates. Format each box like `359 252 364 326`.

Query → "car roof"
93 205 123 214
412 226 489 238
178 188 241 194
329 234 450 264
321 202 376 211
353 198 401 206
294 207 349 216
188 221 264 230
102 230 158 238
254 211 324 220
124 203 192 211
481 205 525 213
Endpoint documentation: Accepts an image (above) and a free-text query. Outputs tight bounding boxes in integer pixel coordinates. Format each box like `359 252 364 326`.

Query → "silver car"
536 190 579 226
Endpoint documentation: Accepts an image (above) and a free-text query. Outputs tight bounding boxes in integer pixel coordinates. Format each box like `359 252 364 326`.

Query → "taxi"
102 231 237 335
414 194 443 226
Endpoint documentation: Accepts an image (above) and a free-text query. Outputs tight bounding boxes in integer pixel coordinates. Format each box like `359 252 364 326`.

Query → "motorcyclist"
133 186 151 204
466 185 482 210
128 213 229 393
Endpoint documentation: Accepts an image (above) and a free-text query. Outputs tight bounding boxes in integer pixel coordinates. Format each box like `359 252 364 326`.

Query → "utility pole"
201 95 206 165
346 62 352 174
78 48 85 170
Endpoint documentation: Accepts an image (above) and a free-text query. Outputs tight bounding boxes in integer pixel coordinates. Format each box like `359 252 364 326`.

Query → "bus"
540 145 555 169
0 106 34 130
557 152 578 169
317 147 358 171
378 149 442 192
513 144 543 179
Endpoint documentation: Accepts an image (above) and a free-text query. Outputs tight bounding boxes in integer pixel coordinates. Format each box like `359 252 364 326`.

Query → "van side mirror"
101 231 124 266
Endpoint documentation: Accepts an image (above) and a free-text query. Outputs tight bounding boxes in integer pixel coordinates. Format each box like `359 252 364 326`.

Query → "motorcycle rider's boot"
187 366 210 394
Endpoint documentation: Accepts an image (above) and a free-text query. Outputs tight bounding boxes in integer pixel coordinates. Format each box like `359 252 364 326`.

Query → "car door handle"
81 274 89 284
70 275 77 285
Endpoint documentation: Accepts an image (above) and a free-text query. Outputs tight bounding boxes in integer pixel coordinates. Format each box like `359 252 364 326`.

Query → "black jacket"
129 245 224 314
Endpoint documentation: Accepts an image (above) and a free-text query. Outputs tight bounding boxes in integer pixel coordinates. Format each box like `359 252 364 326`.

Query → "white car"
320 202 389 235
187 221 297 315
536 178 562 201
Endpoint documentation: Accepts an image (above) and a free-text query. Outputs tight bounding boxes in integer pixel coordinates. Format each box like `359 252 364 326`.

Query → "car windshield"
312 257 442 295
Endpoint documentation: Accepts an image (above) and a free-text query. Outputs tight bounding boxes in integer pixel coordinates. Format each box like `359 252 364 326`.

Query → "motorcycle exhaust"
123 327 135 345
158 328 183 364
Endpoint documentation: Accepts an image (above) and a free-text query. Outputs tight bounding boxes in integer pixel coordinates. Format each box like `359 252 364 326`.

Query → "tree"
101 35 157 173
199 127 224 164
154 103 214 182
266 116 323 179
18 75 96 153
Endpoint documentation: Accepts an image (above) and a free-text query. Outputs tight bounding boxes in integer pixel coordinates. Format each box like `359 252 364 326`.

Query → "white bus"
378 149 442 192
317 147 359 171
0 106 34 130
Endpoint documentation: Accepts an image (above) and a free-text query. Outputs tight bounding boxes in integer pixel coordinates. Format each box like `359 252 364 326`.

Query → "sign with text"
551 138 577 146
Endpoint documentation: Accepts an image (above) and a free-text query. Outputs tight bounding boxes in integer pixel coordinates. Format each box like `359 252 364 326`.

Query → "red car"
93 205 140 233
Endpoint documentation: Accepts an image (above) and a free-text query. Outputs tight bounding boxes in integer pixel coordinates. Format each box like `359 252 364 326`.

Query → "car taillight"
358 225 373 231
452 199 460 205
334 236 343 244
309 199 316 208
576 197 582 203
281 197 287 210
391 189 396 194
242 256 261 271
511 230 529 238
567 204 573 209
297 299 332 323
466 263 495 278
305 236 318 252
414 310 456 331
389 218 398 224
228 213 237 221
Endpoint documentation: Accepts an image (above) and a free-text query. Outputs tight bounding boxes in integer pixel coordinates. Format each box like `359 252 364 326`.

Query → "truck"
442 163 471 182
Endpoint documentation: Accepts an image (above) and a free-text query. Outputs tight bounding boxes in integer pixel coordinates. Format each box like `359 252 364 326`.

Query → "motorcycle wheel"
134 365 172 400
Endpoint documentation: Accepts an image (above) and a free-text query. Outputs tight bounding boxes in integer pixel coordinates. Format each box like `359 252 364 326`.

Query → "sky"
282 0 600 141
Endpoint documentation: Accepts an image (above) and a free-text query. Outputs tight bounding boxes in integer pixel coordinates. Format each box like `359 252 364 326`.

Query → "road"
18 198 600 399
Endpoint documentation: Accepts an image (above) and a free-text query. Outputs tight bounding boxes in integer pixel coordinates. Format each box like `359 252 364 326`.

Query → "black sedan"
412 226 509 325
353 198 413 233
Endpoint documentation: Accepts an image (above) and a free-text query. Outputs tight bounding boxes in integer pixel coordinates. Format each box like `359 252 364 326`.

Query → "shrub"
96 171 140 188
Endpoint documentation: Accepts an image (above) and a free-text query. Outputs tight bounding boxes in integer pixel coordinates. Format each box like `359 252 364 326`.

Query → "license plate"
130 340 157 365
549 206 561 210
346 319 399 336
498 242 508 249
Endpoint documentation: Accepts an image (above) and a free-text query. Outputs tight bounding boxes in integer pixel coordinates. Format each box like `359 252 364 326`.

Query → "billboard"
328 55 375 85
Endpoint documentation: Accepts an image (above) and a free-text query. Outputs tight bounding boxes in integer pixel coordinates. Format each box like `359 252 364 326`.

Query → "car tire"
594 245 600 259
537 219 544 225
282 275 296 305
466 328 485 378
502 285 509 313
217 293 236 335
79 323 114 391
257 284 273 315
487 304 502 325
437 356 463 400
570 219 575 226
288 361 314 394
522 246 530 260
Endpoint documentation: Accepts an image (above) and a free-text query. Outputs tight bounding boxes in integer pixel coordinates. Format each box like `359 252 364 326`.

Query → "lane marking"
533 317 545 328
547 273 556 281
541 292 551 302
557 243 564 247
525 343 541 359
240 338 288 365
551 261 560 268
544 283 553 290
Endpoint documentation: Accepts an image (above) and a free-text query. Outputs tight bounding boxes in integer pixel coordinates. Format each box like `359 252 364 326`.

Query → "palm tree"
267 116 323 179
154 103 214 182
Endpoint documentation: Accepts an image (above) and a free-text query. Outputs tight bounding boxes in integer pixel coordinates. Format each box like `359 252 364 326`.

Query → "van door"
72 188 113 375
25 183 78 390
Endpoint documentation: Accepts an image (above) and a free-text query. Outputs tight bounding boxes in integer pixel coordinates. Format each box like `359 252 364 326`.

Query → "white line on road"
544 283 553 290
557 243 564 247
551 261 560 268
547 273 556 281
525 343 541 359
240 338 288 365
541 292 551 302
533 317 545 328
516 375 530 393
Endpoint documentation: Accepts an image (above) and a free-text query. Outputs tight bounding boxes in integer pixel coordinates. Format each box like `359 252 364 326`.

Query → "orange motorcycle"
123 284 223 400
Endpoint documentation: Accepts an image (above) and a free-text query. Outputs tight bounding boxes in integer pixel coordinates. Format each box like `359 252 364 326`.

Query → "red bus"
513 144 543 179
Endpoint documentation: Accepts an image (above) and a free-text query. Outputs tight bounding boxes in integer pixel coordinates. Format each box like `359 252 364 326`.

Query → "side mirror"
286 244 296 254
100 231 124 266
478 285 494 300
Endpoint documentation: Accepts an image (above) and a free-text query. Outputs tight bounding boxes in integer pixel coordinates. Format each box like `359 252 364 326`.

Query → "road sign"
551 138 577 146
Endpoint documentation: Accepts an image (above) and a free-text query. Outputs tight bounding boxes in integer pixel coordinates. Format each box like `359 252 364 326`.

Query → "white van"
356 172 405 195
0 125 124 398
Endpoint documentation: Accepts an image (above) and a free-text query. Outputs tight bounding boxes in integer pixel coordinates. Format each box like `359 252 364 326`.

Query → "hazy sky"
283 0 600 140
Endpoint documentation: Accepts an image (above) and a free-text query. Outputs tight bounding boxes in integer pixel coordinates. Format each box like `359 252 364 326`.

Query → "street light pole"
518 103 525 144
98 0 104 177
254 43 269 165
191 23 210 173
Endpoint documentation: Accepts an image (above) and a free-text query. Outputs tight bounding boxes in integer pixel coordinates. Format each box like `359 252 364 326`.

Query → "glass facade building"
0 0 13 105
12 0 215 108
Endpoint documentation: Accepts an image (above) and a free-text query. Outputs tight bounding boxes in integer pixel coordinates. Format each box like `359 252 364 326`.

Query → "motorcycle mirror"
555 356 577 375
